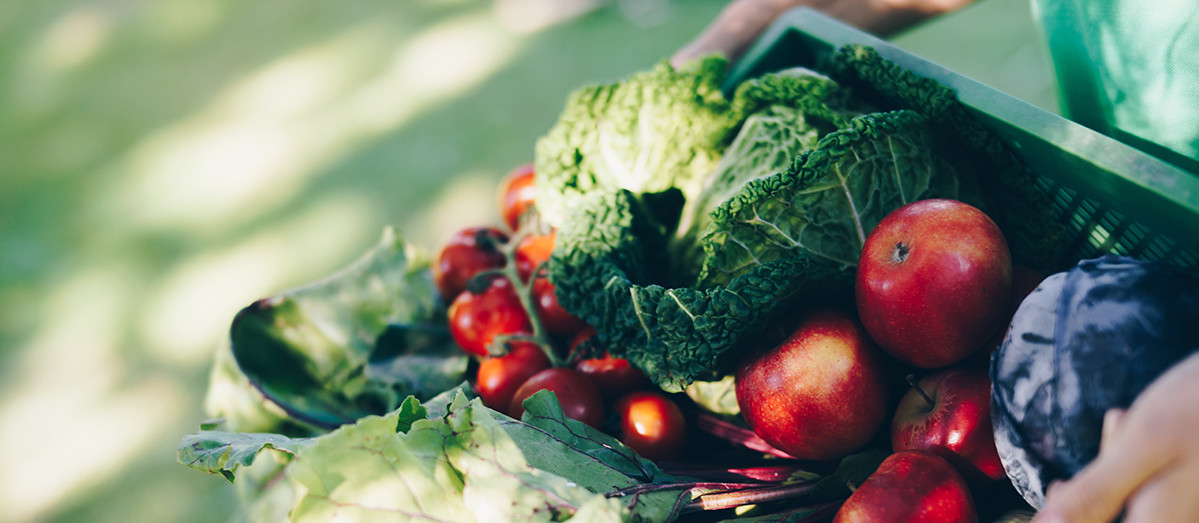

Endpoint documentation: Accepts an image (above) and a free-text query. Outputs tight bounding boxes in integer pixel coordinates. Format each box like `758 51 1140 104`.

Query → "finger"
1035 427 1172 523
1099 408 1125 454
1123 461 1199 523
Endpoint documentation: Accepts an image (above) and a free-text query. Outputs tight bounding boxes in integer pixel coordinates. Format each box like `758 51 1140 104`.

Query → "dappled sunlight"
0 376 186 522
0 1 746 520
35 5 113 73
106 12 521 237
0 264 183 520
406 170 508 249
138 193 376 367
139 0 227 44
493 0 602 34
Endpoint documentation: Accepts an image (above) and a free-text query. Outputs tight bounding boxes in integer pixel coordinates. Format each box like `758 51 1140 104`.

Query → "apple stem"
906 373 935 408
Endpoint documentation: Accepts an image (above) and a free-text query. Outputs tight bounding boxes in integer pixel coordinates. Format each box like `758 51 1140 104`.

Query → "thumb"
1034 409 1163 523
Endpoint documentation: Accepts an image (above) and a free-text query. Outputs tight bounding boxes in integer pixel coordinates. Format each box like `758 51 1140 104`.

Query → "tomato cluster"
434 163 688 461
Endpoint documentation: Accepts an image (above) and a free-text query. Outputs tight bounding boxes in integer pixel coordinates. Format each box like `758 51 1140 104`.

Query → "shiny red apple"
834 450 978 523
856 199 1012 368
735 308 890 461
891 367 1004 483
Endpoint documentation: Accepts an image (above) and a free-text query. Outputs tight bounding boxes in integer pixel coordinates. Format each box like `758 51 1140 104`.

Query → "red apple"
834 450 978 523
891 367 1004 483
735 308 889 461
856 199 1012 368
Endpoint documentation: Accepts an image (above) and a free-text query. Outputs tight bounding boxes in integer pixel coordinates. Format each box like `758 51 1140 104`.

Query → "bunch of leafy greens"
181 388 694 521
544 45 1067 392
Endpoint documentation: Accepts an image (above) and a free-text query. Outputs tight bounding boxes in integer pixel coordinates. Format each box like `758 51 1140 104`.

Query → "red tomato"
433 226 508 300
532 277 586 337
571 327 650 399
447 277 532 357
498 163 537 232
475 341 551 414
612 391 688 460
515 231 555 282
509 368 605 428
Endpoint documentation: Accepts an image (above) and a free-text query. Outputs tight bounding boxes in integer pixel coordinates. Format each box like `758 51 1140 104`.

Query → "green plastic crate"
726 8 1199 268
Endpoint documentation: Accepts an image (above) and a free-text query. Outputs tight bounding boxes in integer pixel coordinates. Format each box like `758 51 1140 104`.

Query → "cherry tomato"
475 341 551 414
433 226 508 300
612 391 688 461
572 328 651 399
509 367 605 428
498 163 537 232
515 230 555 282
447 277 532 357
532 277 586 337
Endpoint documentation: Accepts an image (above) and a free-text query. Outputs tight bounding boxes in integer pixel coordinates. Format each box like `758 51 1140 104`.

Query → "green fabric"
1033 0 1199 172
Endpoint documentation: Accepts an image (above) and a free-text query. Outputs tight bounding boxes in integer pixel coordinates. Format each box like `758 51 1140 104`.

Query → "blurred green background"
0 0 1052 521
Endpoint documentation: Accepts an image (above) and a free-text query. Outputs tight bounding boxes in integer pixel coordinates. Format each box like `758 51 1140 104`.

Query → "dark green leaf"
213 229 467 434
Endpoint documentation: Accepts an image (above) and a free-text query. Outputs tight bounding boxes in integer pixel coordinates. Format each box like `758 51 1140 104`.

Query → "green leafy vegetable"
180 389 693 522
551 189 837 391
696 109 964 288
535 58 861 249
548 45 1067 391
685 375 741 417
672 68 865 275
204 228 468 435
534 55 737 229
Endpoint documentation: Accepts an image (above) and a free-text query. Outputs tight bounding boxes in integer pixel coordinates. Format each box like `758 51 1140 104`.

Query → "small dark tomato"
498 163 537 232
515 230 555 283
433 226 508 300
447 276 532 357
475 341 551 414
612 390 688 461
509 367 605 428
532 277 586 338
572 328 650 399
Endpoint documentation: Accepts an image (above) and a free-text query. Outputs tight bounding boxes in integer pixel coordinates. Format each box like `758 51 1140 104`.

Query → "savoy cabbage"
545 45 1068 390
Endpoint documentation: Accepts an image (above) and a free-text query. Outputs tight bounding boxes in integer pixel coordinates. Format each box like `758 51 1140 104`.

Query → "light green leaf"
686 375 740 417
208 228 468 435
177 431 311 483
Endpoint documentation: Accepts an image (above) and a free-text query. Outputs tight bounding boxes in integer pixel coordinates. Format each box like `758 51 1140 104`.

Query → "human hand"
671 0 976 69
1033 351 1199 523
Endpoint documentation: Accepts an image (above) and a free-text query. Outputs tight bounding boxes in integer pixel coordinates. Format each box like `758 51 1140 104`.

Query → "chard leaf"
206 228 468 435
697 109 964 288
508 391 693 521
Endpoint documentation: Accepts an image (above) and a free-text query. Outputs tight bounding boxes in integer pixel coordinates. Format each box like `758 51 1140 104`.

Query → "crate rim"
726 8 1199 258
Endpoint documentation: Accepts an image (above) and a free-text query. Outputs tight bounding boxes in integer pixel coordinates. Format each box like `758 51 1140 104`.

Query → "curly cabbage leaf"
534 55 736 228
550 189 841 391
696 109 965 288
534 58 860 239
826 45 1071 272
180 389 692 522
204 228 468 436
